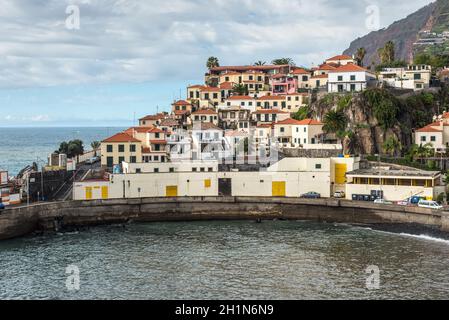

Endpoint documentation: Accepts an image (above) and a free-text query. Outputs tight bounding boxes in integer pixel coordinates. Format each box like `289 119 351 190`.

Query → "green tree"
355 47 366 67
254 61 266 66
322 110 348 139
232 83 248 96
206 56 220 69
91 141 101 156
57 139 84 159
271 58 295 66
378 41 395 64
383 136 402 157
291 106 311 121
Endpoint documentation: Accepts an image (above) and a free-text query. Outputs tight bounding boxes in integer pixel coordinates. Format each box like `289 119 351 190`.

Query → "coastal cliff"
310 87 447 155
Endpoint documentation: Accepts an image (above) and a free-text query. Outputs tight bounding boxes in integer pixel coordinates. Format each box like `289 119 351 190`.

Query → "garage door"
166 186 178 197
272 181 286 197
335 164 347 184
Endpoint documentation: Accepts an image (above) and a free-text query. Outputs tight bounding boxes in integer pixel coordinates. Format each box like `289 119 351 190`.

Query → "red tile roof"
291 68 310 75
416 125 443 133
274 118 304 125
150 140 167 144
124 126 163 134
296 119 323 125
329 64 369 73
317 64 337 71
102 133 141 143
219 82 234 90
139 113 166 121
311 74 329 79
173 110 190 116
172 100 191 106
192 109 217 115
326 55 353 61
188 84 206 89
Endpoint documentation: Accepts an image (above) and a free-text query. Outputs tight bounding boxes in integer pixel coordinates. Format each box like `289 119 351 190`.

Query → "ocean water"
0 127 125 176
1 220 449 300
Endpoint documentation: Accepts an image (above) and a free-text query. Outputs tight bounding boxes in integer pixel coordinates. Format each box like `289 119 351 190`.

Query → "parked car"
374 198 393 205
86 156 100 164
333 191 345 198
0 202 5 211
418 200 443 210
396 200 410 206
301 192 321 199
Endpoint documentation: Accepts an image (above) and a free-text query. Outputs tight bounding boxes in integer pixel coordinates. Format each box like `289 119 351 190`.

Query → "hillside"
344 1 440 66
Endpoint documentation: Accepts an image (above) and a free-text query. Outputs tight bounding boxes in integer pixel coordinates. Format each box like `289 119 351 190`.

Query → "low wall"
2 197 449 241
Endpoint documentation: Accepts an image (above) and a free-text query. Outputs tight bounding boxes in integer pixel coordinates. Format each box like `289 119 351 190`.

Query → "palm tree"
206 56 220 69
417 143 434 164
91 141 101 157
232 83 248 96
322 110 348 139
378 41 395 64
382 136 402 157
254 61 266 66
355 47 366 67
272 58 295 66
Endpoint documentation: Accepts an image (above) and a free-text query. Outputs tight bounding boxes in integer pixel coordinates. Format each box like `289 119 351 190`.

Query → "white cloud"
0 0 434 88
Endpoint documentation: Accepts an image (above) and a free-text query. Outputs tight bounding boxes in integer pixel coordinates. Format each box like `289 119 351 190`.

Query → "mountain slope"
344 1 438 66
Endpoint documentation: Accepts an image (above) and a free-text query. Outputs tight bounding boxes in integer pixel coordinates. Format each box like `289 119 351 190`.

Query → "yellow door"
166 186 178 197
272 181 286 197
85 187 92 200
101 186 109 199
204 179 211 188
335 164 347 184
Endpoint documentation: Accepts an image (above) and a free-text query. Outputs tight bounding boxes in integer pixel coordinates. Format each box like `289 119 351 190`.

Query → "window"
106 145 113 153
304 127 307 132
190 91 194 98
225 76 230 82
208 167 213 172
280 127 285 133
350 84 356 91
421 136 427 142
169 167 175 172
350 75 356 81
154 156 159 161
154 168 159 173
213 93 218 99
155 133 160 139
118 156 125 163
338 76 343 81
130 144 136 152
130 156 136 163
136 168 141 173
106 157 113 167
273 102 278 107
118 144 125 152
205 93 209 99
302 76 308 81
431 136 436 142
192 168 197 172
315 164 322 169
414 73 421 80
249 76 253 80
200 168 205 172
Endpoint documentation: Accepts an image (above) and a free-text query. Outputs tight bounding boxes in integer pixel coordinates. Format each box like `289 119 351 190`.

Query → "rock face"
309 89 440 155
343 1 439 65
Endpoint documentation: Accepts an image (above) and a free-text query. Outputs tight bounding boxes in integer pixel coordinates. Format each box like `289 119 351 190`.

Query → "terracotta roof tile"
102 133 141 143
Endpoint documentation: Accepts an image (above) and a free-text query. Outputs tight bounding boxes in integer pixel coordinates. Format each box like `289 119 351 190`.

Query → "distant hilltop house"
378 65 432 91
415 112 449 153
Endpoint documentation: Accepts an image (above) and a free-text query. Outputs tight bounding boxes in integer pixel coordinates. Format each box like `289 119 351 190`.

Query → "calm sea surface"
0 220 448 300
0 127 124 176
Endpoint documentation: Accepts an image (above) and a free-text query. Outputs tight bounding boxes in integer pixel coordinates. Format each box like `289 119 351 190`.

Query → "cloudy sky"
0 0 433 126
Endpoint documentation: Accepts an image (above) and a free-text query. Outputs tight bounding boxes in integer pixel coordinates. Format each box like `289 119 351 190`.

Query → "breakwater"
1 197 449 240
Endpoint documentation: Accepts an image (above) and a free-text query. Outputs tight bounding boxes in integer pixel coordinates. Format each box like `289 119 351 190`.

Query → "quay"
1 197 449 241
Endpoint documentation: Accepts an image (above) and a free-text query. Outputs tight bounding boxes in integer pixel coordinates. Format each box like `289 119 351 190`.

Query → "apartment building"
328 64 376 93
379 65 432 91
101 133 142 168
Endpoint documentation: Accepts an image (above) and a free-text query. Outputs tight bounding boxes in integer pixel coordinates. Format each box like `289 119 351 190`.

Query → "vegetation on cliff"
310 87 448 155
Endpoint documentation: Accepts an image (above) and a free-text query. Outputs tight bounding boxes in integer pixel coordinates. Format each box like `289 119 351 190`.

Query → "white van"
418 200 444 210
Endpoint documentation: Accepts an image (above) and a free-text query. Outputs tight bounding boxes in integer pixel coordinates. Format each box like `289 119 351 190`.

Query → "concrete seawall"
2 197 449 240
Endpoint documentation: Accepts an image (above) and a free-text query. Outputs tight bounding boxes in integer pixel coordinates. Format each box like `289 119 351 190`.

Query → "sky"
0 0 434 127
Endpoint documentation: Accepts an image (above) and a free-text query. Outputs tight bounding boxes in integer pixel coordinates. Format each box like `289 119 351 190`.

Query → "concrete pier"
1 197 448 240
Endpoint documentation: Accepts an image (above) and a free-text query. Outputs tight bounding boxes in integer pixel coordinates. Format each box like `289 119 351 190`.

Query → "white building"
328 64 376 93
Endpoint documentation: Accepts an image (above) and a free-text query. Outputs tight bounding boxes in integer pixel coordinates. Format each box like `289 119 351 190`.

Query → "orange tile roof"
192 109 217 115
102 133 141 143
274 118 304 125
172 100 191 106
257 123 274 128
196 122 222 131
416 125 443 133
221 71 241 76
329 64 369 73
124 126 163 134
173 110 190 116
219 82 235 90
139 113 166 121
296 119 323 125
200 86 221 92
317 64 337 71
326 54 353 61
291 68 310 75
150 140 167 144
188 84 206 89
